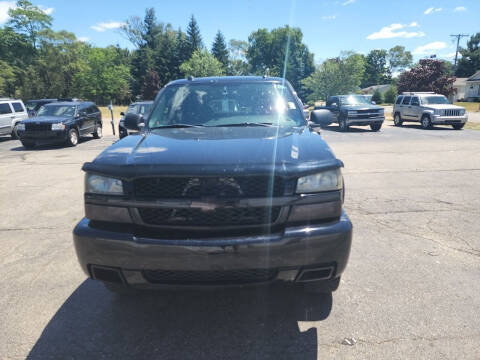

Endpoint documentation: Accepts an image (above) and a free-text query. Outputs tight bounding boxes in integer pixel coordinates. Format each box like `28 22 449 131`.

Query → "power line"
450 34 469 68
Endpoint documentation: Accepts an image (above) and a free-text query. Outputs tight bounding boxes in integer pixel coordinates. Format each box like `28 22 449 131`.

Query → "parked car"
73 76 352 295
0 98 28 139
118 101 153 138
17 101 102 148
311 94 384 131
25 99 58 117
393 92 468 130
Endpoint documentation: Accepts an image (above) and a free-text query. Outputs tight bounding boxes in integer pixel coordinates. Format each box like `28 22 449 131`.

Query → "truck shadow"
386 124 456 131
26 279 332 360
320 125 373 133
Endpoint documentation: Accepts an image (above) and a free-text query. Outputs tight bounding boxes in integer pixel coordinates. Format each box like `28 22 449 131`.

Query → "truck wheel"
452 123 465 130
370 123 382 132
393 113 403 126
21 140 35 149
93 124 103 139
66 128 79 146
11 123 20 139
421 115 432 129
339 118 349 132
303 277 341 294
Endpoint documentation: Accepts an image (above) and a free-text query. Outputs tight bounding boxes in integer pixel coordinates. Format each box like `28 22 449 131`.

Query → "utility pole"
450 34 469 68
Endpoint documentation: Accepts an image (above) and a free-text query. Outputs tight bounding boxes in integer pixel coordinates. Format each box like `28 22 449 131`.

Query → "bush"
371 89 383 104
383 86 397 104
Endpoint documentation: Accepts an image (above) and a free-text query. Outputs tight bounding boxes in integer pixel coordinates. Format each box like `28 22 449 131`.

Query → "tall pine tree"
211 30 229 70
186 15 203 58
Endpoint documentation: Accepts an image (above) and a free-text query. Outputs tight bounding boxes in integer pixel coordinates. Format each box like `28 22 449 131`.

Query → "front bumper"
18 130 67 143
73 212 352 288
432 115 468 124
346 116 384 126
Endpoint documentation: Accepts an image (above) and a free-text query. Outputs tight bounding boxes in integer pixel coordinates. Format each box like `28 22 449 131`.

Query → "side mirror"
120 112 125 116
371 101 376 105
308 121 321 129
331 102 338 108
124 113 144 131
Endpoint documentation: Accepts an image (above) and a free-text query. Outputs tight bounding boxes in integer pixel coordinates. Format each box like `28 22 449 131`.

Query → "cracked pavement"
0 123 479 359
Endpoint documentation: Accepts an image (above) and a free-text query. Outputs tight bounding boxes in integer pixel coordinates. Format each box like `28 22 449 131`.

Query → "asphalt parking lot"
1 122 479 359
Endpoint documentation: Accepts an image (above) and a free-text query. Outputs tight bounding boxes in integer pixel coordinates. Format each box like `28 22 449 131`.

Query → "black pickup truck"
311 95 384 132
73 76 352 296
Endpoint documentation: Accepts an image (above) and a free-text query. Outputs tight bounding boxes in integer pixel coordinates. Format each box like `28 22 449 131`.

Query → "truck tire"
339 118 349 132
66 128 79 146
452 123 465 130
421 114 432 129
393 113 403 126
310 109 333 128
11 123 20 139
93 124 103 139
370 123 382 132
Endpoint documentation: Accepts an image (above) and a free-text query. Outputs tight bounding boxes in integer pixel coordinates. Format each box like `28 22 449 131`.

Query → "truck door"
409 96 421 121
327 96 340 123
401 96 412 119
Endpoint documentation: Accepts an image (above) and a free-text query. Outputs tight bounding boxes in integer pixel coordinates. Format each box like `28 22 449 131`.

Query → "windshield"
339 95 372 106
25 102 39 111
147 82 304 128
421 96 450 105
37 105 76 117
127 103 153 115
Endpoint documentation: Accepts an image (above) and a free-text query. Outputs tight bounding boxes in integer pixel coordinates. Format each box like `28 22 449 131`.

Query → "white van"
0 98 29 139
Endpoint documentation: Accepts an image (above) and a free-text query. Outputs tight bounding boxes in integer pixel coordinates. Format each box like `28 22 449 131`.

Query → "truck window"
12 102 25 112
402 96 411 105
0 103 12 114
411 97 420 106
395 96 403 104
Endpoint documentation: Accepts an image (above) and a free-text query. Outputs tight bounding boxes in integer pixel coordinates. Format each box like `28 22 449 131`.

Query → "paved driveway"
0 123 479 359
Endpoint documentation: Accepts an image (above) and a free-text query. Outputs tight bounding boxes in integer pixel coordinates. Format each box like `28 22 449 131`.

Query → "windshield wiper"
214 122 274 127
149 124 205 129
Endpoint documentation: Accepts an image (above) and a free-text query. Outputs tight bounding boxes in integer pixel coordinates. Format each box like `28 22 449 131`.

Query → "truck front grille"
133 176 290 199
143 268 278 284
25 123 52 131
354 109 382 118
443 109 461 117
138 206 281 226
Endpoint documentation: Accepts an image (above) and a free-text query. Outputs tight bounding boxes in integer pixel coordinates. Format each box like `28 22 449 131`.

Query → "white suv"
393 92 468 130
0 98 28 138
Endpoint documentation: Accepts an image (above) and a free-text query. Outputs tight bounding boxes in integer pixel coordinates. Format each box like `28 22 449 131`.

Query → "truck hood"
83 127 343 178
22 115 71 124
423 104 464 110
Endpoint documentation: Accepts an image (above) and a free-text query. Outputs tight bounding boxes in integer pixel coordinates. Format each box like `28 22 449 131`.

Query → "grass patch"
464 122 480 130
454 102 480 112
98 106 128 121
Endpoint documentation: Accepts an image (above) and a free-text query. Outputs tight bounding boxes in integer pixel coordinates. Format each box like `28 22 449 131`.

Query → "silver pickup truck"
393 92 467 130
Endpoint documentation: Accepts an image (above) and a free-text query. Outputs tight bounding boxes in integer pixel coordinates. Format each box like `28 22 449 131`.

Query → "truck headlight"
347 111 357 116
85 174 123 195
17 123 25 131
296 169 343 194
51 123 65 130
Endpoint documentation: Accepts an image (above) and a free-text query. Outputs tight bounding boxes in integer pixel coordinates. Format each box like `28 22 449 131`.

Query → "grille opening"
296 267 334 282
143 268 278 285
133 176 292 199
138 206 281 227
90 265 124 284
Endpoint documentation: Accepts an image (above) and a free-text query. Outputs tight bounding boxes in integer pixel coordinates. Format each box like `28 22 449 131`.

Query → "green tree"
211 30 229 69
142 68 161 99
0 60 17 96
387 46 413 73
362 49 391 87
179 49 225 77
383 85 397 104
247 26 314 98
371 89 383 104
302 52 365 102
456 33 480 77
186 15 203 57
7 0 52 49
228 39 249 75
